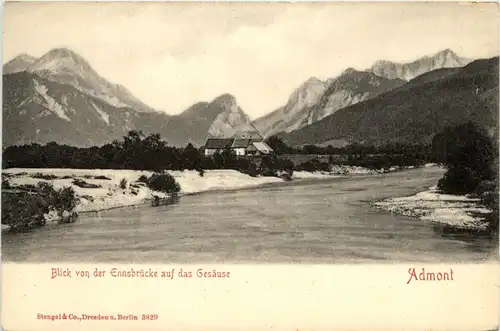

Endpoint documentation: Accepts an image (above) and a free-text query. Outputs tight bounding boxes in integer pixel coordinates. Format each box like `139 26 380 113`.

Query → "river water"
2 167 497 263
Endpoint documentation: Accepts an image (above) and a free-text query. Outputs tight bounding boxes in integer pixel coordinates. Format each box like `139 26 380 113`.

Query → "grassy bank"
1 181 78 233
1 169 286 232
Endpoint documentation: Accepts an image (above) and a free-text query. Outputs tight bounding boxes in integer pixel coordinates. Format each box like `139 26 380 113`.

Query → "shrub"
119 178 128 189
2 177 11 189
246 163 259 177
482 191 499 233
137 175 149 183
36 181 56 197
296 159 330 172
94 175 111 180
433 122 496 194
72 179 101 188
35 182 77 211
258 155 294 177
236 158 259 177
2 192 47 231
145 171 181 195
438 166 480 195
55 186 78 211
17 184 37 191
31 173 58 180
1 182 78 232
198 169 205 177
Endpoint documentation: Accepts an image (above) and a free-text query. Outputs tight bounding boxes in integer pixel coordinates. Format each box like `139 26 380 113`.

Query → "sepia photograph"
1 1 498 267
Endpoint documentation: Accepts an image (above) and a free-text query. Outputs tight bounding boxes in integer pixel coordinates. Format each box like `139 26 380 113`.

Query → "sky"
3 2 499 119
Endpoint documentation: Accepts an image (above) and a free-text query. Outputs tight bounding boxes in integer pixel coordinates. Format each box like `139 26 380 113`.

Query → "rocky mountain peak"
435 48 457 57
303 76 323 85
15 53 37 62
3 53 38 74
367 48 471 81
433 48 464 63
44 47 81 59
340 67 359 76
30 47 95 75
10 47 156 113
212 94 238 108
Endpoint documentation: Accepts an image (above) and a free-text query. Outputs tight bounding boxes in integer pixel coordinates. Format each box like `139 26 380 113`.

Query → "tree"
214 148 237 169
265 136 290 155
181 143 202 170
432 122 496 194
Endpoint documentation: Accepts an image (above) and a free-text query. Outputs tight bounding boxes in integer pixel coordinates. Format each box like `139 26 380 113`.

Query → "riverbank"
292 163 438 179
374 186 494 231
1 165 437 232
2 168 285 214
7 165 491 264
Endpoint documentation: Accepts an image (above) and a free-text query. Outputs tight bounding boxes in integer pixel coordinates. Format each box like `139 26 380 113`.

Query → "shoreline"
373 186 494 231
1 165 439 232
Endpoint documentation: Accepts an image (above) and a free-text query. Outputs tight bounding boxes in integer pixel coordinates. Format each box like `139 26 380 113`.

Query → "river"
2 167 497 263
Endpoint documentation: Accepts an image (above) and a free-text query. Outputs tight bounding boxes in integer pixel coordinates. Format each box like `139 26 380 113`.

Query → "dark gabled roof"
204 138 234 149
232 139 252 148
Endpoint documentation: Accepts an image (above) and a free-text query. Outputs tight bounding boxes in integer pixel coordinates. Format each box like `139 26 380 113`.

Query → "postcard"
1 1 499 330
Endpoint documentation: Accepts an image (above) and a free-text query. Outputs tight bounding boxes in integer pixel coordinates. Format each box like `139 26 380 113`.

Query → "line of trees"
2 131 436 173
265 135 435 158
1 131 296 179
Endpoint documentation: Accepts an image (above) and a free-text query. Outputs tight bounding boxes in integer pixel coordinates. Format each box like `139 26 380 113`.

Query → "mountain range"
367 48 471 81
4 48 155 113
278 56 499 147
3 47 492 148
253 49 472 138
3 48 260 147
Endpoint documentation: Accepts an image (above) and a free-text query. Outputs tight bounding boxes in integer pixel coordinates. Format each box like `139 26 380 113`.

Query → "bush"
2 177 11 189
482 191 499 233
55 186 78 211
119 178 128 189
246 163 259 177
94 175 111 180
72 179 101 188
137 175 149 183
198 169 205 177
236 158 259 177
296 159 330 172
438 166 480 195
35 182 77 211
2 192 47 231
432 122 496 195
258 155 295 177
1 182 78 232
145 171 181 195
31 173 58 180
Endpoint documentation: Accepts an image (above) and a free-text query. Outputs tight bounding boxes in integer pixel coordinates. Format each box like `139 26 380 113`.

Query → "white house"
203 138 274 156
203 138 234 156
